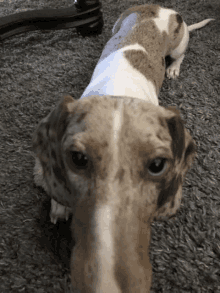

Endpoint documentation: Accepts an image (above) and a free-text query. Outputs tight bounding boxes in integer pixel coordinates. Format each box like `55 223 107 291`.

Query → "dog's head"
33 95 196 292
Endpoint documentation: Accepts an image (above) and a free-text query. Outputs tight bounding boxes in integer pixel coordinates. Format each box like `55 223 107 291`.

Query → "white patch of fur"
95 205 120 293
112 99 123 155
170 21 189 59
122 43 147 54
154 7 176 34
81 44 158 105
188 18 214 32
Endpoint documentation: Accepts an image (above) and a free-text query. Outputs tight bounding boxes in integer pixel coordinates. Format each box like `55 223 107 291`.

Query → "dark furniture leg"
0 0 103 41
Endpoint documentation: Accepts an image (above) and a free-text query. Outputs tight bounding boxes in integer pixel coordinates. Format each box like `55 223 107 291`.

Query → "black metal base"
0 0 104 41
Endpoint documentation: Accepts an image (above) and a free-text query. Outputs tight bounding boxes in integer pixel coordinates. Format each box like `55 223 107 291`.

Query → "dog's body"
33 4 214 292
81 5 213 103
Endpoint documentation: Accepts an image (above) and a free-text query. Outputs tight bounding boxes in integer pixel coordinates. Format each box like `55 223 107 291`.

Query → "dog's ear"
166 106 196 169
166 106 186 162
154 106 196 220
33 95 75 171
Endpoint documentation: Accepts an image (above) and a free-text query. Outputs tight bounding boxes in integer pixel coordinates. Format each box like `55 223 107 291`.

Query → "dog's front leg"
166 54 185 79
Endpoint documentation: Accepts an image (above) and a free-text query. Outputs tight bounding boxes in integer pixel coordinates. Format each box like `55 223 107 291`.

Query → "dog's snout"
71 172 152 293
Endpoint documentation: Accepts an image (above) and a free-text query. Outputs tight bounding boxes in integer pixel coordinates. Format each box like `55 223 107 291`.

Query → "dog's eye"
71 151 88 169
148 158 167 176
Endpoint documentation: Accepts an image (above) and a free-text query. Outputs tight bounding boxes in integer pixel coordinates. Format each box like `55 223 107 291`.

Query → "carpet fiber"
0 0 220 292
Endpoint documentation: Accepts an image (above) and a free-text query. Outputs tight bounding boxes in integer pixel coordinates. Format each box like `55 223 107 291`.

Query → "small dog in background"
33 4 214 292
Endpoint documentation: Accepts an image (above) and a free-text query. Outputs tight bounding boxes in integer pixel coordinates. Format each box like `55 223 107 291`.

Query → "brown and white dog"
33 4 213 292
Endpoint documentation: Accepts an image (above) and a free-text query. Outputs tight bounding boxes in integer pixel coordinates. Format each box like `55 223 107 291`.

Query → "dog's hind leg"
166 54 185 79
166 21 189 79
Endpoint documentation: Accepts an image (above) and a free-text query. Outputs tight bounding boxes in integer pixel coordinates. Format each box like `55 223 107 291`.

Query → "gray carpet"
0 0 220 292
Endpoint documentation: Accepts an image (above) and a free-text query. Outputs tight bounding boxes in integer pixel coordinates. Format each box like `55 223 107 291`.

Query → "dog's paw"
50 198 72 224
166 65 180 79
166 54 185 80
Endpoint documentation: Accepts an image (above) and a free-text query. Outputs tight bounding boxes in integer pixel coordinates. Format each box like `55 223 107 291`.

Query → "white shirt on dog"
80 13 158 106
